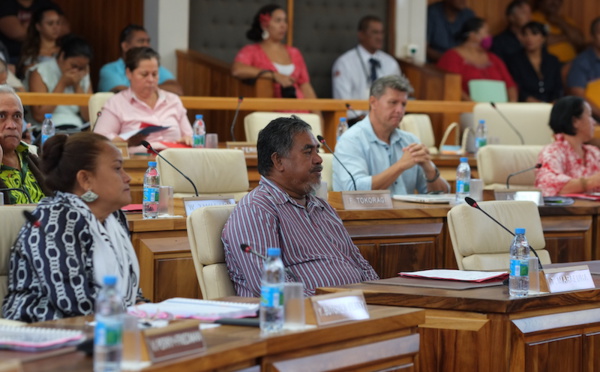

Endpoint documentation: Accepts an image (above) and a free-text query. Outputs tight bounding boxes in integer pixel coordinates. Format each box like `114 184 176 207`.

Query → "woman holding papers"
535 96 600 196
94 46 192 154
2 132 145 322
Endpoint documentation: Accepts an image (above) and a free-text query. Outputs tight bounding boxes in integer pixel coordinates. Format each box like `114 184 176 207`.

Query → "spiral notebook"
0 326 85 351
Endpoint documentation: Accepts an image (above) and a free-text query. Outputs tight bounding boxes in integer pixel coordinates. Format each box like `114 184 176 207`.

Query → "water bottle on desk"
94 275 124 372
455 157 471 203
509 228 530 297
260 247 285 335
475 119 487 153
143 161 160 219
336 117 348 141
192 114 206 148
41 113 55 145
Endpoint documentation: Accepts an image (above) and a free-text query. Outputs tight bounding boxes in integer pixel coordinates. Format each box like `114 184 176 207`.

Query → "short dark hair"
548 96 585 136
124 46 160 71
358 15 382 32
120 24 146 44
42 132 110 192
457 17 485 43
57 34 93 61
246 4 283 42
522 21 548 37
257 116 312 176
591 17 600 36
506 0 528 17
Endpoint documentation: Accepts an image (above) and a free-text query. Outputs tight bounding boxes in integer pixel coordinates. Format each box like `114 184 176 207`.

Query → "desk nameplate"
226 141 257 156
143 320 206 363
544 265 595 293
310 290 369 326
342 190 393 210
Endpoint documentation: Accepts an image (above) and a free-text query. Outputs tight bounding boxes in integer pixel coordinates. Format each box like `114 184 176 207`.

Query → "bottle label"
95 318 122 347
41 134 50 145
476 137 487 148
260 285 282 307
510 259 529 277
456 179 470 193
143 187 159 202
193 134 205 147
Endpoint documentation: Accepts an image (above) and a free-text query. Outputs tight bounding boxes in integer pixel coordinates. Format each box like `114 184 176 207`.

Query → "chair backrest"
399 114 438 154
447 200 551 271
157 148 249 201
0 205 35 315
468 79 508 103
320 152 333 191
473 102 553 146
477 145 544 190
186 204 236 299
244 112 322 143
88 92 114 130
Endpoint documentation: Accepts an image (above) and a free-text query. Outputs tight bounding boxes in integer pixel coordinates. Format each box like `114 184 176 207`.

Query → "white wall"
394 0 427 64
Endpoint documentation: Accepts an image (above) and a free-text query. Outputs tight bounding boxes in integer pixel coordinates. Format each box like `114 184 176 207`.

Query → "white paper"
400 269 507 282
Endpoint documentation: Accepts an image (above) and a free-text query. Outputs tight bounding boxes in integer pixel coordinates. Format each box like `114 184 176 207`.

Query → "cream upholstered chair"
88 92 114 131
399 114 438 154
187 204 236 299
244 112 322 143
320 152 333 191
0 205 34 324
157 148 249 201
476 145 544 190
448 200 551 271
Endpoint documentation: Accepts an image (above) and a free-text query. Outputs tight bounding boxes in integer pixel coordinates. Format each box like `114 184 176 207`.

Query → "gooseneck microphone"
465 197 543 270
23 210 41 228
345 103 360 119
490 102 525 145
316 135 357 191
0 188 32 203
240 244 300 282
229 96 244 141
140 141 199 196
506 163 542 189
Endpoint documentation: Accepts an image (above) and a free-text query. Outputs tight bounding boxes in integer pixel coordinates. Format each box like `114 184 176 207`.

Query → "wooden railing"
17 92 475 146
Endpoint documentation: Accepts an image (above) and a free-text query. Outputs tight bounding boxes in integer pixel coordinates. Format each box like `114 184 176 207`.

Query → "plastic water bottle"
509 228 530 297
143 161 160 219
260 247 285 335
41 113 55 145
455 157 471 203
336 117 348 141
192 114 206 148
475 119 488 153
94 276 124 372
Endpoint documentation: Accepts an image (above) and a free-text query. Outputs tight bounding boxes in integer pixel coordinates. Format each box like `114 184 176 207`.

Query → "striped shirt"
222 176 379 297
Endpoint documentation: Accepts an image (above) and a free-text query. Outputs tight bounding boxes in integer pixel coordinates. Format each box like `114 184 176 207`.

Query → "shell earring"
81 189 99 203
262 29 269 40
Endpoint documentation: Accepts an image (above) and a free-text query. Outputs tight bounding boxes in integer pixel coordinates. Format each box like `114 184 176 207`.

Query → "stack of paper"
128 298 258 321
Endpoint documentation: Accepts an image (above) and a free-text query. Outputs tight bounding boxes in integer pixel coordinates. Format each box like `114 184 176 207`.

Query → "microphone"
506 163 542 189
140 141 199 196
0 188 32 203
345 103 360 118
490 102 525 145
240 244 300 282
229 96 244 141
23 210 41 228
316 135 357 191
465 197 543 270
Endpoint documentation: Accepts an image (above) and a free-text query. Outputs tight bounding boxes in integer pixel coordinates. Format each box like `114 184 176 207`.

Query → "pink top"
535 134 600 196
94 88 192 153
234 43 310 99
437 49 516 96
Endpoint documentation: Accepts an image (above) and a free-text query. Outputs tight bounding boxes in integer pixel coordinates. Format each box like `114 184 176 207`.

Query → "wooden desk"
318 263 600 372
2 305 425 372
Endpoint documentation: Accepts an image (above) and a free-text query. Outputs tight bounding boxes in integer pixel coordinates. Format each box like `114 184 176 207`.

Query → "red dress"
234 43 310 99
437 49 516 96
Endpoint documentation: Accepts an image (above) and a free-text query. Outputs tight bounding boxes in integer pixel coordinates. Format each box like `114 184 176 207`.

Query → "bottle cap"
267 247 281 257
196 114 203 120
44 113 52 119
515 228 526 234
478 119 485 124
103 275 117 286
340 117 347 122
460 157 468 162
148 161 157 167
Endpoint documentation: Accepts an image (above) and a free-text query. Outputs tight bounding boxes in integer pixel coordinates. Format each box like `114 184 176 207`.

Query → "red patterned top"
535 134 600 196
234 43 310 99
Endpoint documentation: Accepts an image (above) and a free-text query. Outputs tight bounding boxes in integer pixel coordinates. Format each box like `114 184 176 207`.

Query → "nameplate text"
226 141 257 156
544 265 595 293
143 320 205 363
342 190 393 210
310 290 369 326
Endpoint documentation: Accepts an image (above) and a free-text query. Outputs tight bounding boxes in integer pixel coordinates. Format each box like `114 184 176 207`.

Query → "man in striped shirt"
222 116 379 297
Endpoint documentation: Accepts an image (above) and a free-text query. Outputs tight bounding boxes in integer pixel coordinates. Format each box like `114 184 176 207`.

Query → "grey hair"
0 84 23 112
370 75 414 99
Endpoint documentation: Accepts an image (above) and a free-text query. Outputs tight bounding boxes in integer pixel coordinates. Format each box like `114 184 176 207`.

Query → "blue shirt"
98 58 176 92
427 2 475 61
332 115 427 195
566 48 600 89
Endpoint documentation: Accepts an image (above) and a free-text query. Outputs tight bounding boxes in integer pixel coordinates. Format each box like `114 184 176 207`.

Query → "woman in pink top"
535 96 600 196
232 4 320 108
94 47 192 153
